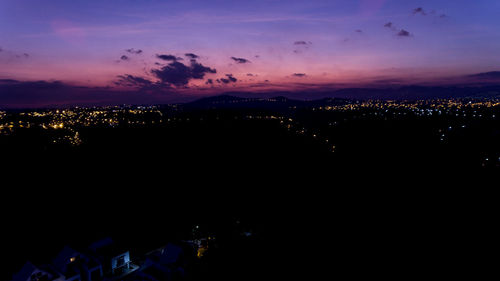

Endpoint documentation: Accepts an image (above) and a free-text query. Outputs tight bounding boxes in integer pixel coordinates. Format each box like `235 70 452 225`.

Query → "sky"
1 0 500 107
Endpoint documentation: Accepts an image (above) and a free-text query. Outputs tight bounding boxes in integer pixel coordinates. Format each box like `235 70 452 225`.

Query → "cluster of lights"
314 99 500 119
0 105 167 143
0 99 497 162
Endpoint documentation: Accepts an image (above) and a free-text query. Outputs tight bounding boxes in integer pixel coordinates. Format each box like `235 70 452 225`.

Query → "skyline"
2 0 500 107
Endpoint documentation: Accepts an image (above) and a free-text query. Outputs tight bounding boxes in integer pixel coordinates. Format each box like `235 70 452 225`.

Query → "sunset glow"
2 0 500 107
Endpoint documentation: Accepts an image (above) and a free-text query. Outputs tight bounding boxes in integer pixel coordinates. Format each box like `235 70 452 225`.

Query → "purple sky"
1 0 500 107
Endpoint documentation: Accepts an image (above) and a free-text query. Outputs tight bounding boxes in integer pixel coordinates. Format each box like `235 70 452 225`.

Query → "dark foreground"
2 96 498 280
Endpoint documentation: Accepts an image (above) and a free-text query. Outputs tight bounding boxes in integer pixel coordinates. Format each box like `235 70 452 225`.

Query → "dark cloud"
231 57 250 64
371 78 407 85
293 41 312 54
205 79 214 85
0 47 30 59
0 79 182 108
114 74 173 93
247 73 255 77
115 74 155 88
0 79 79 108
15 53 30 59
467 71 500 80
292 73 306 77
219 74 237 84
397 29 411 37
0 80 90 107
226 74 237 82
120 55 130 61
294 41 311 45
156 54 182 61
0 79 64 88
151 60 216 87
384 22 412 37
185 53 199 59
414 7 448 19
126 48 143 54
116 52 217 89
355 29 363 33
190 61 217 78
413 7 426 15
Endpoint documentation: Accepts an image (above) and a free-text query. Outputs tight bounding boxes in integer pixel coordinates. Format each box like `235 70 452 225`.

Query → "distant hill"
183 94 354 110
185 85 500 108
467 71 500 80
330 85 500 99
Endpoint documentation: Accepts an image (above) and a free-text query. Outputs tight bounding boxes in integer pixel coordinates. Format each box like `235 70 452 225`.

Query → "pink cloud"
51 19 87 45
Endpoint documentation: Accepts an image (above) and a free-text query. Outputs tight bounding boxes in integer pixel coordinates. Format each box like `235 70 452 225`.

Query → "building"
51 246 102 281
11 238 133 281
89 238 138 278
11 261 61 281
11 238 190 281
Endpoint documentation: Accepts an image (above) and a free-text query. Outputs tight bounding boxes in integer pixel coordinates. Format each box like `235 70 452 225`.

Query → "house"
51 246 102 281
136 243 186 281
11 261 60 281
89 238 137 278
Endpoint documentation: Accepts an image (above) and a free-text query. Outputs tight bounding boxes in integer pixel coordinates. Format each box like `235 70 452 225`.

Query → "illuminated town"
2 97 498 168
